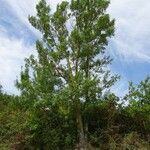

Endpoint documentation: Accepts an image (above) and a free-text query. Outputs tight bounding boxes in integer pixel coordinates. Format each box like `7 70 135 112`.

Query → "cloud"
3 0 63 37
3 0 150 63
108 0 150 63
3 0 38 36
0 32 35 94
0 0 63 94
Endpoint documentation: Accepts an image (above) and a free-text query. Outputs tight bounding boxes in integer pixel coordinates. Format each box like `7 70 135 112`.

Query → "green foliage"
0 0 150 149
0 94 29 149
15 0 119 148
126 76 150 105
27 103 77 149
0 83 150 149
124 76 150 136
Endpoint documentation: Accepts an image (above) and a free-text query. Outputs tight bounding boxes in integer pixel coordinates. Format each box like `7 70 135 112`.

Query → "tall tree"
16 0 118 149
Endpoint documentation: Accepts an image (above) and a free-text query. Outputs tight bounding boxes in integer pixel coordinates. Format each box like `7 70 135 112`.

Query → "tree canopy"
16 0 119 148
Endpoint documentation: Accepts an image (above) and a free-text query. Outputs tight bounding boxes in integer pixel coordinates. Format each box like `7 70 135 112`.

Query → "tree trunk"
76 102 87 150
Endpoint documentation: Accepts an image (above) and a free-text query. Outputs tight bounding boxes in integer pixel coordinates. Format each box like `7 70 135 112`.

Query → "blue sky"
0 0 150 96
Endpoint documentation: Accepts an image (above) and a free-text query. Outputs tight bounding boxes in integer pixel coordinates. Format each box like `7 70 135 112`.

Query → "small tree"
125 76 150 136
127 76 150 105
16 0 118 149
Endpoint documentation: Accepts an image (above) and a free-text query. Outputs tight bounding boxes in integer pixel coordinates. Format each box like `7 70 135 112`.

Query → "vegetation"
0 0 150 149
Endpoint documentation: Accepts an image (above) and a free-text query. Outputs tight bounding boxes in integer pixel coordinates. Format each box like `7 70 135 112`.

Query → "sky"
0 0 150 96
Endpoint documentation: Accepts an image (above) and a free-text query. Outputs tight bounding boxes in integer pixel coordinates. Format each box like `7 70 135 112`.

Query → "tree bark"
76 101 87 150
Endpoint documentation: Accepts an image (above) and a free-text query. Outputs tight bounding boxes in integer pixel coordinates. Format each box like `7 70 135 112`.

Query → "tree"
126 76 150 105
16 0 118 149
124 76 150 137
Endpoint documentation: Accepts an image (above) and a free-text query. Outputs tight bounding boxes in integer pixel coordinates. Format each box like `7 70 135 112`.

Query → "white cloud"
5 0 150 62
0 0 63 94
0 32 35 94
109 0 150 62
4 0 63 37
4 0 38 36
